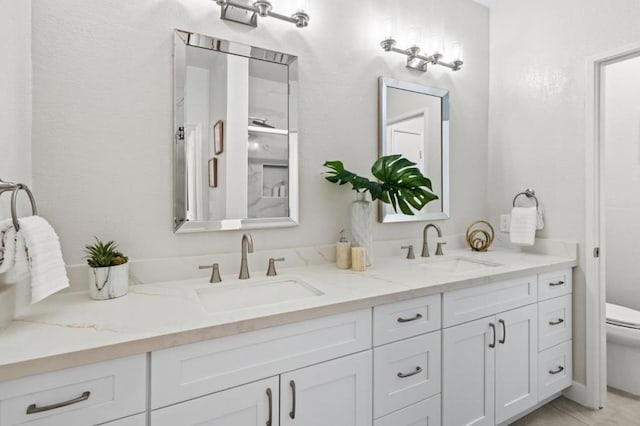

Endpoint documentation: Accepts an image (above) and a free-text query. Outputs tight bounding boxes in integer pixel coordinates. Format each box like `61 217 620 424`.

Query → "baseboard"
563 381 592 408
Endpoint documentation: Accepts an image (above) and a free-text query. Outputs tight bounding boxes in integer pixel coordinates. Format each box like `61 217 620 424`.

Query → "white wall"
30 0 489 264
488 0 640 385
605 55 640 312
0 0 32 219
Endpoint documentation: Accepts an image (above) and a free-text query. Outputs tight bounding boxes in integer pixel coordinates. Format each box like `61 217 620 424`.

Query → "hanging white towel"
536 202 545 230
0 218 13 267
510 206 537 246
0 226 17 275
4 228 29 284
18 216 69 303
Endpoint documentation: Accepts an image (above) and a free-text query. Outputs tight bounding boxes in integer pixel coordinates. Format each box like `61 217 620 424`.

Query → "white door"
280 350 372 426
443 316 495 426
151 376 279 426
495 304 538 424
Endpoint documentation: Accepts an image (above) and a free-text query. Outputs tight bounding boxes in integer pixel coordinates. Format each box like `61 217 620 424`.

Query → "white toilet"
606 302 640 395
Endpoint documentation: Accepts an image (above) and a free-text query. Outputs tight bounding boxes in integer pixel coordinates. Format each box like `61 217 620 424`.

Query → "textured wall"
488 0 640 386
604 56 640 312
0 0 32 219
30 0 489 264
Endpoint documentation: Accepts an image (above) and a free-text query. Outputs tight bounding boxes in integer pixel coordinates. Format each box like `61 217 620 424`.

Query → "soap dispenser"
336 230 352 269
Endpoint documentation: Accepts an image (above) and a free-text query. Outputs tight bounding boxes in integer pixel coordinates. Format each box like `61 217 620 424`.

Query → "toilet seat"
606 303 640 330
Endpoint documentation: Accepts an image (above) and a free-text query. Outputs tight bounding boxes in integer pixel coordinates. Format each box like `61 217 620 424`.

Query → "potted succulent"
324 154 438 265
84 237 129 300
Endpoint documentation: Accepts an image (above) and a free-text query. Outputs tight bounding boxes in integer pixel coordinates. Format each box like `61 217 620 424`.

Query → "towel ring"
512 189 539 209
0 180 38 231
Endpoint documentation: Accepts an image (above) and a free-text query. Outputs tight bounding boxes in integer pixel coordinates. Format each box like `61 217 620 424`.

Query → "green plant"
323 154 438 215
83 237 128 268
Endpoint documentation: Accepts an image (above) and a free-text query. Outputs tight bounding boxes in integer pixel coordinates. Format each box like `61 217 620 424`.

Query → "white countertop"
0 246 576 382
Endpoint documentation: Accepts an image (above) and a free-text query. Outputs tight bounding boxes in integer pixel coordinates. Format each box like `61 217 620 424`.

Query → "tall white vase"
350 192 373 266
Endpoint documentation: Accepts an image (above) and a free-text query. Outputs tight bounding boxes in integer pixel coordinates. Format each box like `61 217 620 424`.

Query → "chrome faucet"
239 233 254 279
422 224 446 257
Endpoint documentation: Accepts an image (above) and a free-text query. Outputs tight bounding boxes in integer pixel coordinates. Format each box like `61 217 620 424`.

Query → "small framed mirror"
173 30 299 232
378 77 450 223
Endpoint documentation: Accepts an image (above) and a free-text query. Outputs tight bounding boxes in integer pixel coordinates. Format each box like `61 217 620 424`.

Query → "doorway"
586 43 640 410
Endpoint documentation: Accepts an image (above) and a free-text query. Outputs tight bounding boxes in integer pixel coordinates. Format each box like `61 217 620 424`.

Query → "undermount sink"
196 277 324 313
416 256 502 274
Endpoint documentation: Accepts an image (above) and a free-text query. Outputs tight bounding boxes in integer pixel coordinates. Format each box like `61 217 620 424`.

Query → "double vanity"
0 242 576 426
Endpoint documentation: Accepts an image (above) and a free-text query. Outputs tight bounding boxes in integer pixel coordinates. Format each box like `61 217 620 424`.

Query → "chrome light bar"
216 0 309 28
380 37 463 72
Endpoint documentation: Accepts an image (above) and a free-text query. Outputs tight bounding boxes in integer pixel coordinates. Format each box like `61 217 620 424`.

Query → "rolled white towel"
510 206 537 246
18 216 69 303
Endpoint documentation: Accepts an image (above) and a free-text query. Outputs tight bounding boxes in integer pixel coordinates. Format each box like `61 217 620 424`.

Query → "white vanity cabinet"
372 295 442 425
442 275 539 426
152 376 279 426
150 310 372 426
0 354 146 426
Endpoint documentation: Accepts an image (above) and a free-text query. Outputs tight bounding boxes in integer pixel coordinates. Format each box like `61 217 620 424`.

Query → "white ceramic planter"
88 263 129 300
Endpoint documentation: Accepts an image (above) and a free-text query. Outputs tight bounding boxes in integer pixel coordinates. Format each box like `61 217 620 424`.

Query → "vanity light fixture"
380 37 463 72
215 0 310 29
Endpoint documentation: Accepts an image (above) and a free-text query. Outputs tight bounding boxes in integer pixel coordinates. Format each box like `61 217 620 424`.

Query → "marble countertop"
0 245 577 382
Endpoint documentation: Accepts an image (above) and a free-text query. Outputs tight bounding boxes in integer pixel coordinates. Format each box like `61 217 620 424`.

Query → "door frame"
584 41 640 409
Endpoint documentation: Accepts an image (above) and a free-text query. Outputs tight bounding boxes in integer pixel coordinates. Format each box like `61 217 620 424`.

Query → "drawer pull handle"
26 391 90 415
549 366 565 375
489 322 496 348
397 366 423 378
549 280 565 287
498 319 506 344
397 313 422 323
289 380 296 420
266 388 273 426
549 318 565 326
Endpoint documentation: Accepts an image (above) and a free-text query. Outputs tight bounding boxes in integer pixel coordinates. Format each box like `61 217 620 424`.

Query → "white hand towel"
4 228 30 284
510 206 537 246
17 216 69 303
0 226 17 274
0 218 13 267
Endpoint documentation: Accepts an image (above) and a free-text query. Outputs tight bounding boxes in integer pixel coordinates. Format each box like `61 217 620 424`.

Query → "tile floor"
513 389 640 425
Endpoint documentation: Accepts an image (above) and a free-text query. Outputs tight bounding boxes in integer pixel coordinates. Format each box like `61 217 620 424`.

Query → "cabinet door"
443 316 495 426
495 304 538 424
280 350 372 426
151 376 279 426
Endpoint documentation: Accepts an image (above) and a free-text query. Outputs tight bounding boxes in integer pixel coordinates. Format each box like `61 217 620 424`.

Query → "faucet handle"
199 263 222 283
401 245 415 259
435 241 447 256
266 257 285 276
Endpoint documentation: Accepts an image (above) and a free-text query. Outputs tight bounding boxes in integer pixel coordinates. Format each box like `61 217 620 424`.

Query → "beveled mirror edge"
172 29 300 233
377 76 451 223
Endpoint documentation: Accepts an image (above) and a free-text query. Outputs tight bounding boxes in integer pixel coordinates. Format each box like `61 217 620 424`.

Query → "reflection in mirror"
173 30 299 232
378 77 450 223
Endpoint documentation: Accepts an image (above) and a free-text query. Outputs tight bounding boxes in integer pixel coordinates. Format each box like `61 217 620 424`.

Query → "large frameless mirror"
173 30 299 233
378 77 450 223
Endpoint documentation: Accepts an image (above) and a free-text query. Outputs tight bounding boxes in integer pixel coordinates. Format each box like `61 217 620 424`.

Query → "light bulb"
429 36 443 54
451 41 464 61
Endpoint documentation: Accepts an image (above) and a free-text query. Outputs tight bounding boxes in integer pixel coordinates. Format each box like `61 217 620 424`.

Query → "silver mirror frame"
173 29 299 233
378 77 450 223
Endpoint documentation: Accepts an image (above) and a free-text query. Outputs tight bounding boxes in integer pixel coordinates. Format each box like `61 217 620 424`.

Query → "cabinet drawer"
373 294 441 346
538 340 572 401
373 332 441 418
374 394 441 426
538 269 572 301
539 294 572 351
0 355 146 426
151 309 371 408
443 275 537 327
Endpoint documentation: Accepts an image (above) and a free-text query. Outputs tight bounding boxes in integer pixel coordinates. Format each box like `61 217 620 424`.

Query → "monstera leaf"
323 155 438 215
